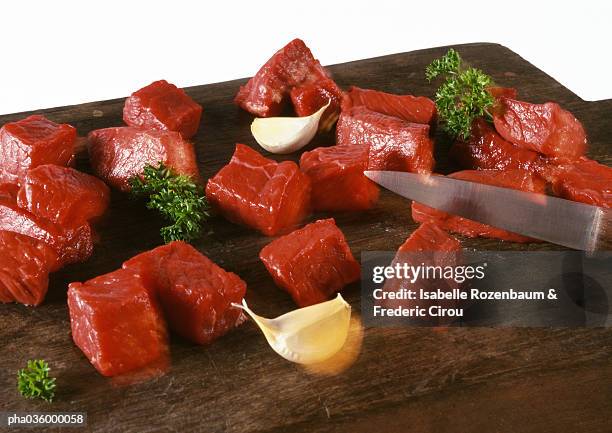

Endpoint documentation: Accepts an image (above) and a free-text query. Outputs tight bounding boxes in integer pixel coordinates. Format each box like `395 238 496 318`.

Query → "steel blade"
365 170 607 251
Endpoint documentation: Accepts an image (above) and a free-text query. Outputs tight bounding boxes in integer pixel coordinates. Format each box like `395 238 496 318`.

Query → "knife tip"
363 170 377 180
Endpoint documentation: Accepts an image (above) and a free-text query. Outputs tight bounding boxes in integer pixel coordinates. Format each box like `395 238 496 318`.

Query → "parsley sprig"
426 48 495 140
17 360 56 402
130 163 210 243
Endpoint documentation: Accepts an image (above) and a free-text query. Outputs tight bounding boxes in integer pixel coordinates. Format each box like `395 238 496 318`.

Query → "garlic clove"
303 314 364 376
250 100 330 155
232 293 351 365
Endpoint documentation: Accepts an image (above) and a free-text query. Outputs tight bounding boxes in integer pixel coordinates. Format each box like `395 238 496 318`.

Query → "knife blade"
364 170 611 251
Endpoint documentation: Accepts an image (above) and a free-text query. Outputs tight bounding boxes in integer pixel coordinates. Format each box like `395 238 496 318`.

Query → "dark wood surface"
1 43 610 433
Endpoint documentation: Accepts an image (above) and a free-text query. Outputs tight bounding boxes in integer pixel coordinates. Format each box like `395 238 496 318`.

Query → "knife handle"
593 207 612 251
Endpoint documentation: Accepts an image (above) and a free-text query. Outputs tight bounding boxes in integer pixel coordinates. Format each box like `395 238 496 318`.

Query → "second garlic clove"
250 100 330 155
233 293 351 365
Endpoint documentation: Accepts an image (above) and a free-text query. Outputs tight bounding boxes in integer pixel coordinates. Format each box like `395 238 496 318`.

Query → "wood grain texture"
0 43 610 433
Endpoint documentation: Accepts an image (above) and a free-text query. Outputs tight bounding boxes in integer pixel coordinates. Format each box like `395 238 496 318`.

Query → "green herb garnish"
130 163 210 243
426 48 495 140
17 360 56 402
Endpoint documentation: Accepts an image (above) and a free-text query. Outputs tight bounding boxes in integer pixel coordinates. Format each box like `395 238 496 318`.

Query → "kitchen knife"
364 170 611 251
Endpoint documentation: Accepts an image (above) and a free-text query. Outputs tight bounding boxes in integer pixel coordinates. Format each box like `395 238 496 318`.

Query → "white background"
1 1 611 115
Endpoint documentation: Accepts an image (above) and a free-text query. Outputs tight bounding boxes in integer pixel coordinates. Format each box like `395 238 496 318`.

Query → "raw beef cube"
123 241 247 345
259 218 360 307
0 115 76 185
300 145 379 211
17 165 110 227
412 170 546 243
493 98 587 159
87 127 200 192
450 118 545 172
336 106 434 173
123 80 203 139
543 158 612 208
206 144 310 236
0 198 93 264
398 222 461 252
0 231 60 306
380 223 462 319
290 78 344 131
234 39 332 117
0 183 18 201
342 86 437 127
67 269 169 377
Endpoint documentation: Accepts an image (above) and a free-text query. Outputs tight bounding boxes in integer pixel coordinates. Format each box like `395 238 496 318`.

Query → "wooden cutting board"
1 43 610 433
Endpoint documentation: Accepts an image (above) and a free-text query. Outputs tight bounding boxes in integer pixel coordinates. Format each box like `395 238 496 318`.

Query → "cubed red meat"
398 222 462 252
0 164 108 306
68 269 169 377
234 39 334 117
0 198 93 264
379 223 462 320
336 106 434 173
17 165 110 227
0 115 76 185
206 144 311 236
412 170 547 243
300 145 379 211
87 127 200 192
290 78 344 131
342 86 437 127
493 98 587 159
450 118 545 172
0 231 60 306
259 218 360 307
123 241 247 345
542 158 612 208
123 80 203 139
0 183 18 201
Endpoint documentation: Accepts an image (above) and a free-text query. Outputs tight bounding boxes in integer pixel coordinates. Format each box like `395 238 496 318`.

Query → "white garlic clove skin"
233 293 351 365
250 100 331 155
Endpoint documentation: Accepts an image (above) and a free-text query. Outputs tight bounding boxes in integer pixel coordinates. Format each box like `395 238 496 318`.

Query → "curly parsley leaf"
17 360 56 402
130 163 210 243
426 49 495 140
425 48 461 81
